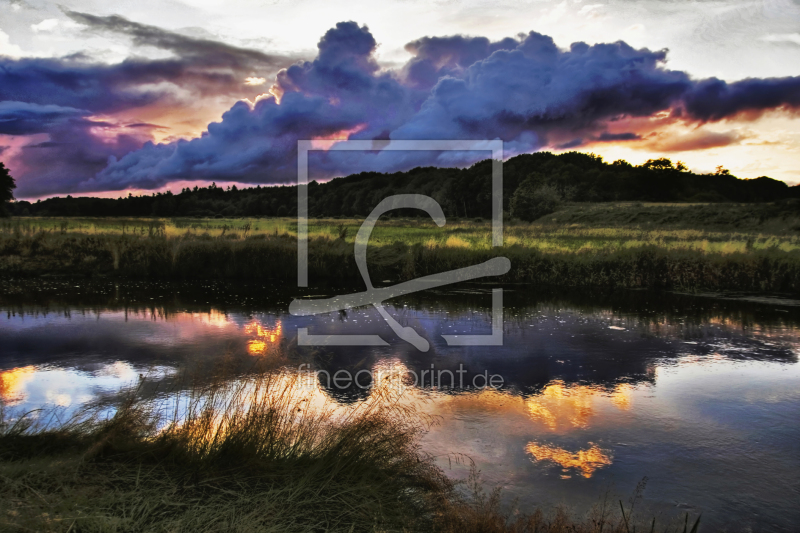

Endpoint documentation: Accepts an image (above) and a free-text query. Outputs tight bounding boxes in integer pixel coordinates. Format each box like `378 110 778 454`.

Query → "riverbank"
0 363 700 533
1 224 799 293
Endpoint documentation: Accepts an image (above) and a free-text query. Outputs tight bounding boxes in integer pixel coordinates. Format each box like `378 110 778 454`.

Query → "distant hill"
8 152 800 220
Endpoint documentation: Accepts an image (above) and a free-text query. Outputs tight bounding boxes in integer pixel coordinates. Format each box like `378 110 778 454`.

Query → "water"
1 279 799 531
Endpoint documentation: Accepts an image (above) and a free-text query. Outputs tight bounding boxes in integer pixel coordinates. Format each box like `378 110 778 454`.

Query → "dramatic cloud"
681 77 800 121
387 36 691 147
5 123 151 198
63 11 292 74
0 55 162 113
0 101 90 135
642 129 746 152
596 132 642 142
0 10 299 116
3 17 800 196
90 21 403 190
400 35 520 90
92 24 719 190
0 11 301 197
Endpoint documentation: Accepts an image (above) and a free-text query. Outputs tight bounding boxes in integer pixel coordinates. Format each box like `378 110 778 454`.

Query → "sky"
1 0 800 199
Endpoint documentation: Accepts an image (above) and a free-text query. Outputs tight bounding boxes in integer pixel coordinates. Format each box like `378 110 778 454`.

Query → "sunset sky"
1 0 799 199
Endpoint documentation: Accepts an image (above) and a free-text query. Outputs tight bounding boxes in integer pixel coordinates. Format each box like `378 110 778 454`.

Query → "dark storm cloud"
389 36 692 146
5 17 800 196
63 10 293 71
90 22 399 190
401 35 519 89
0 11 297 114
596 132 642 142
14 120 151 198
95 23 800 190
0 101 90 135
0 50 254 197
0 10 298 117
0 56 167 114
681 76 800 121
93 27 701 189
1 11 301 197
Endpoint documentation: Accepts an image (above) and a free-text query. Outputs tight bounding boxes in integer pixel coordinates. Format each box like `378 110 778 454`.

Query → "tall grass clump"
0 365 450 532
2 215 799 293
0 354 706 533
0 370 704 533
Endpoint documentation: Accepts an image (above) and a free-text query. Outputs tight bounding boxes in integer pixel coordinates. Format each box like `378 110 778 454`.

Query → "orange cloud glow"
244 320 283 355
525 442 613 478
0 366 36 405
524 380 634 432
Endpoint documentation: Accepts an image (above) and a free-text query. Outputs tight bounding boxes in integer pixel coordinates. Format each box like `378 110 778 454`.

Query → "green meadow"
1 201 799 292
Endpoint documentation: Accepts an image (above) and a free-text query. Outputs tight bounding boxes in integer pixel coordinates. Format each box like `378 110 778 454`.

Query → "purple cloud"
0 101 90 135
0 11 302 198
3 17 800 197
596 132 642 142
12 121 150 198
92 27 698 190
400 35 519 89
681 76 800 121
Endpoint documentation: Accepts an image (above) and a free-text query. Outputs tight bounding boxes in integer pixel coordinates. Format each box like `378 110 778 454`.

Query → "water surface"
1 279 799 531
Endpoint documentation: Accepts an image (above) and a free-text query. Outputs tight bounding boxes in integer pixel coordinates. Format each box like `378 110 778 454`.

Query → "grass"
0 358 702 533
0 359 445 532
2 202 800 293
4 208 800 253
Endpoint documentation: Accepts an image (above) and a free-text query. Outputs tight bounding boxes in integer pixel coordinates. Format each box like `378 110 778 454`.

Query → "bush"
510 180 562 222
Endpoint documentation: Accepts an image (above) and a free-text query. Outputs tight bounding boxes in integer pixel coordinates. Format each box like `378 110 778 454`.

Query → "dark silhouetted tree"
715 165 730 176
642 158 674 171
0 162 16 217
510 178 562 222
5 151 797 218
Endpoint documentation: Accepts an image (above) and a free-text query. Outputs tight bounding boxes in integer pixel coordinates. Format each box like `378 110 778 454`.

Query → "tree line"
4 152 799 221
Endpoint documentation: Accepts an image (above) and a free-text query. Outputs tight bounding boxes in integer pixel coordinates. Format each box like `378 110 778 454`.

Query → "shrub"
510 181 562 222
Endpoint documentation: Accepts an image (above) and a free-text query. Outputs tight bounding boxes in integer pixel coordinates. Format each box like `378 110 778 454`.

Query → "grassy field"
5 200 800 250
0 357 701 533
1 202 799 293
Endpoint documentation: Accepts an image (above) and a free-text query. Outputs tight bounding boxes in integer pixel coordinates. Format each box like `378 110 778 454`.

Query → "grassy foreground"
0 362 701 533
1 203 799 293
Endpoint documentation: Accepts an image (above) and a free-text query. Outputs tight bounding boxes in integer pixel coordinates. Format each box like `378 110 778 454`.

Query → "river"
1 279 798 531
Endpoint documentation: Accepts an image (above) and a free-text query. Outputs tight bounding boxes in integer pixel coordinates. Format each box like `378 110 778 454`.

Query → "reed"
0 363 702 532
1 225 798 293
0 362 448 532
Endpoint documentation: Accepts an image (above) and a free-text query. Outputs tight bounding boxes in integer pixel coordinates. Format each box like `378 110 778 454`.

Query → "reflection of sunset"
440 388 521 412
526 381 593 430
247 340 268 354
244 321 283 355
524 380 635 432
195 310 234 329
0 366 36 405
525 442 613 478
610 384 634 410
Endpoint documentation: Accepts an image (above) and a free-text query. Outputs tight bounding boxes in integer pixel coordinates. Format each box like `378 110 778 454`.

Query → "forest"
4 152 799 221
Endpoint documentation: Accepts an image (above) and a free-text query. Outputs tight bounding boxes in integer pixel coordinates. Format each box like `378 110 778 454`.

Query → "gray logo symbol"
290 140 506 351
